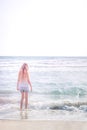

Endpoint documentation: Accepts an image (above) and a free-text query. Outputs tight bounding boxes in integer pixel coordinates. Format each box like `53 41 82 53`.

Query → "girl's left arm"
17 71 20 90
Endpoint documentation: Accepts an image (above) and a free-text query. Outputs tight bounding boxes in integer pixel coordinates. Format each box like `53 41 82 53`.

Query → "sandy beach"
0 120 87 130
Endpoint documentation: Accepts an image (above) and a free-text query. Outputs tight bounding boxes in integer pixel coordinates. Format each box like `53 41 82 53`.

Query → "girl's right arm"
27 73 32 92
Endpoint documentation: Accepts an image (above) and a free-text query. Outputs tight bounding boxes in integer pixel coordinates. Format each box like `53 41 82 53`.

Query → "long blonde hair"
21 63 28 78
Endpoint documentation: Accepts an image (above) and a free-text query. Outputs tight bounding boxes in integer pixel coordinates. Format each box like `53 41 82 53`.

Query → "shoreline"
0 120 87 130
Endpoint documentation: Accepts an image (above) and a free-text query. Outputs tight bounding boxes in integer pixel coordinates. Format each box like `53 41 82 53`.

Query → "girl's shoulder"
18 70 22 75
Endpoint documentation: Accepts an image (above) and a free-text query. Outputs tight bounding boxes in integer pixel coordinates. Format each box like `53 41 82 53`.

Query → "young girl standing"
17 63 32 110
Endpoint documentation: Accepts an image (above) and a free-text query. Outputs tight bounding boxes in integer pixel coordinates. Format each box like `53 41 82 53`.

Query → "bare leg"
20 92 24 110
25 92 28 109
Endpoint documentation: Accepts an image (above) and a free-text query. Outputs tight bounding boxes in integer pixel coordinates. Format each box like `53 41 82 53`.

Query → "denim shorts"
19 82 29 92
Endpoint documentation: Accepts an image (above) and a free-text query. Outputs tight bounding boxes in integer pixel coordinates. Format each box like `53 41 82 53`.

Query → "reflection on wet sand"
20 110 28 119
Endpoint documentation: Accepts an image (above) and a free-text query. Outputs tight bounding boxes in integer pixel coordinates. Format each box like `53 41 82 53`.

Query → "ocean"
0 56 87 120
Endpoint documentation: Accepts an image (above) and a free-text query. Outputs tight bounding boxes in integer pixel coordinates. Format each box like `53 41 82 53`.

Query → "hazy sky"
0 0 87 56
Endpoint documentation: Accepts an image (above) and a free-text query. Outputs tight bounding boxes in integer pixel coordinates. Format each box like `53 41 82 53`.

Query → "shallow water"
0 56 87 120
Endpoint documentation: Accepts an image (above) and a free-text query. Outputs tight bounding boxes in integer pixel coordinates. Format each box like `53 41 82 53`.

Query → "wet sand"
0 120 87 130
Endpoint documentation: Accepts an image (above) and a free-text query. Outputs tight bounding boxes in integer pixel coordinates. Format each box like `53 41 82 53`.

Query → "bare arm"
17 71 21 90
27 73 32 92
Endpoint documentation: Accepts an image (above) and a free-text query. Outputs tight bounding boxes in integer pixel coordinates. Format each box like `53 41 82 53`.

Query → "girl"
17 63 32 110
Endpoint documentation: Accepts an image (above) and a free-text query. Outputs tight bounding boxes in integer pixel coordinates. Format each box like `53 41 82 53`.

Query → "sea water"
0 56 87 120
